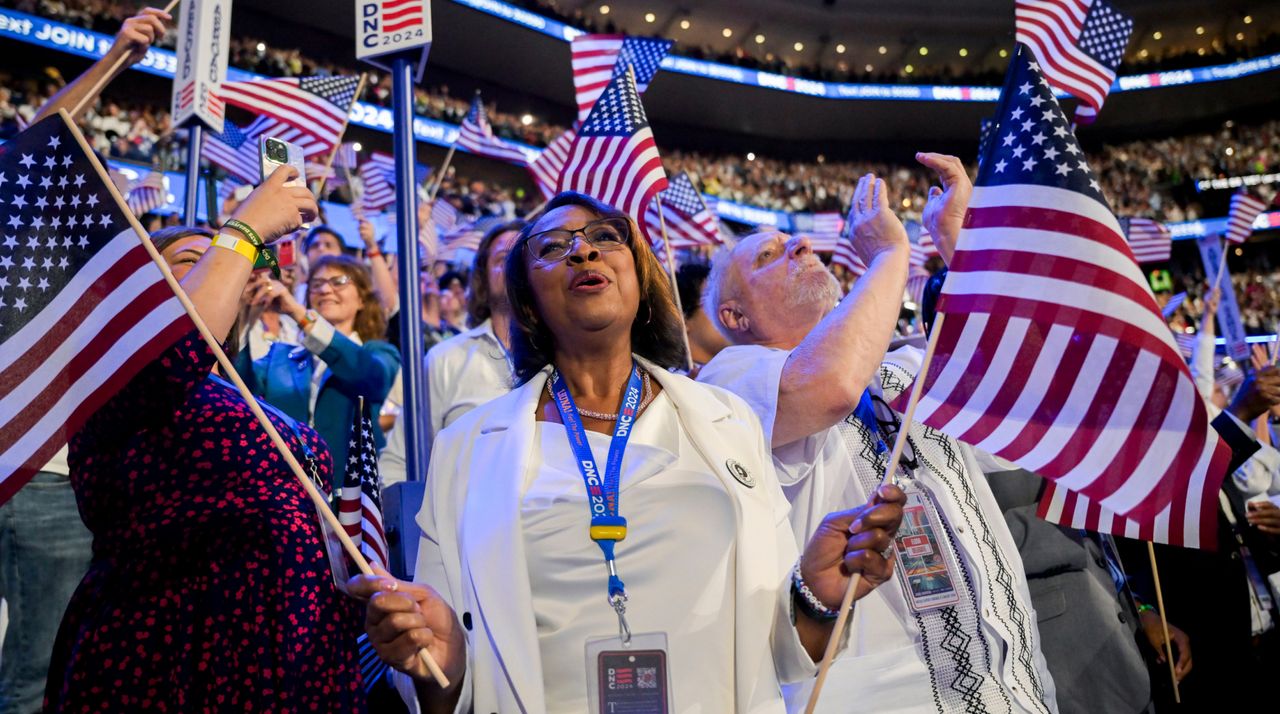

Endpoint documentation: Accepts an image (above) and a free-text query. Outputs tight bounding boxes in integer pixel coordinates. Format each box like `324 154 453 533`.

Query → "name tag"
893 489 963 612
586 632 672 713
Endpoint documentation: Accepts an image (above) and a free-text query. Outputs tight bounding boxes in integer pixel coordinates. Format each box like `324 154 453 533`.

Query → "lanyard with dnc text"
549 364 644 642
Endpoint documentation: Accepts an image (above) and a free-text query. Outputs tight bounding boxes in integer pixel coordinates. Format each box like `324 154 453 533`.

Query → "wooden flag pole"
61 110 450 689
655 198 696 373
70 0 182 118
425 144 457 204
313 72 367 198
1145 541 1181 704
1214 236 1230 290
805 310 946 714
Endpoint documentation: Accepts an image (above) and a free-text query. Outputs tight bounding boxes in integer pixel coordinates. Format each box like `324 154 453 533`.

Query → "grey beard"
787 266 842 310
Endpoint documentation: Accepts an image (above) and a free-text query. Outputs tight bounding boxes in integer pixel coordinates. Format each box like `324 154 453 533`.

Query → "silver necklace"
547 369 654 421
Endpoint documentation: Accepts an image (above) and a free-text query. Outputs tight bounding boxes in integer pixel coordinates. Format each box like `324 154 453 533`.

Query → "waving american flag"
126 171 168 216
1225 190 1268 244
358 151 396 213
571 35 673 121
221 75 361 156
528 124 577 200
456 94 531 166
0 115 191 504
642 173 720 249
203 116 324 184
559 68 668 229
903 46 1230 548
1016 0 1133 124
1119 216 1172 264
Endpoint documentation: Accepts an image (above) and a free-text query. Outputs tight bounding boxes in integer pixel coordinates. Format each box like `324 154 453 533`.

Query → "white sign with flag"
1196 235 1250 362
355 0 432 80
171 0 231 133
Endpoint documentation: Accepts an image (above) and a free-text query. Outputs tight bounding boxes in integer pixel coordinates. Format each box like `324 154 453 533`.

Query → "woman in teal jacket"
238 255 400 488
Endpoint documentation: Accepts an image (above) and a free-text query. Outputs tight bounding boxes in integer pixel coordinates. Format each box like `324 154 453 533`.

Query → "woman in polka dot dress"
43 168 363 712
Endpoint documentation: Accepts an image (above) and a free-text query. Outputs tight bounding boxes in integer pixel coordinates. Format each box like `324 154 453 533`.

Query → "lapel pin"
725 459 755 488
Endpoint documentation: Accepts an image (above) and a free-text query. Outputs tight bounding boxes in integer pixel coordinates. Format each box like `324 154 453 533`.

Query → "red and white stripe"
528 125 576 200
338 489 387 569
359 151 396 212
222 78 350 154
0 230 191 503
126 171 168 215
833 241 868 278
202 117 324 184
381 0 425 33
571 35 626 121
642 199 721 249
905 183 1231 545
457 105 530 166
1015 0 1114 114
1038 481 1193 546
1225 191 1268 244
910 229 939 270
1124 217 1172 263
558 131 667 230
176 81 195 110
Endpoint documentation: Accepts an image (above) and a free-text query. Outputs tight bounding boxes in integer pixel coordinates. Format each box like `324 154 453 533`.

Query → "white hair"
702 245 741 342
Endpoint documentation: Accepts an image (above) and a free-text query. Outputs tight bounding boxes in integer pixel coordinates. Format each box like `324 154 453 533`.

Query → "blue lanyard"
548 364 644 608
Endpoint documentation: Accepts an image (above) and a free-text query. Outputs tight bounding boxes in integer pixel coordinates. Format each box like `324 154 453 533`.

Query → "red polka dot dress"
44 332 363 712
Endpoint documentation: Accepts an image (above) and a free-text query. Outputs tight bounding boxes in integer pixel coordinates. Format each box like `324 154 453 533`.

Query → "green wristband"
223 218 280 279
1137 603 1156 614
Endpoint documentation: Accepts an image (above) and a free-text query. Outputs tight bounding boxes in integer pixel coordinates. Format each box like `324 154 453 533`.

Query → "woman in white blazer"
349 192 906 713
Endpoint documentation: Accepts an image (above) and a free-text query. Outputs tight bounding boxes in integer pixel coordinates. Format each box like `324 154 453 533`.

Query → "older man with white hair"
697 154 1057 714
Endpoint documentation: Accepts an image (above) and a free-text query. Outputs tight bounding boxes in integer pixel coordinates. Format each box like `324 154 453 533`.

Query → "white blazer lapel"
459 373 549 713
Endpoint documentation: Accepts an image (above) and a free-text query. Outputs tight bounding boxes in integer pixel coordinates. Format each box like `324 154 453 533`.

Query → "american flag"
527 124 577 199
379 0 426 33
0 115 192 504
1171 330 1196 360
338 400 393 693
908 225 939 271
642 172 720 249
358 151 396 213
126 171 167 216
558 69 668 230
334 142 360 170
305 160 335 185
1119 216 1172 263
437 223 486 263
833 241 868 278
903 46 1230 548
432 196 458 232
977 116 998 170
456 94 530 166
1161 292 1186 320
221 75 361 156
571 35 673 121
1225 191 1267 244
1015 0 1133 124
203 116 324 184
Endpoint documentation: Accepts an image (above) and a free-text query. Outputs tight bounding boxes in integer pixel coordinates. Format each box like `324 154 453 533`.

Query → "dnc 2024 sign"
355 0 432 79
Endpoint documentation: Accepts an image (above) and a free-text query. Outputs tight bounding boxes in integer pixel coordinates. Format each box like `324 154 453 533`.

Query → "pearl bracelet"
792 562 841 621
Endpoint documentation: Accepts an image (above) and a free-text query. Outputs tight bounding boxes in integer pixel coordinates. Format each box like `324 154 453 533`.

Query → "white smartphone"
259 135 307 188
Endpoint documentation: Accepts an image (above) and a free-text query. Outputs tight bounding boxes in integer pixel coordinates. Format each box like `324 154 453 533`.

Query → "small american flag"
338 400 393 693
527 124 577 200
432 196 458 232
905 46 1230 548
0 115 192 504
204 116 324 184
1161 292 1186 320
571 35 673 121
1016 0 1133 124
437 224 485 263
642 172 720 249
833 199 868 277
334 142 360 170
358 151 396 213
1225 191 1267 244
379 0 426 33
907 225 939 271
558 68 668 230
456 94 530 166
221 75 361 156
810 212 845 237
1119 216 1172 263
305 160 335 185
126 170 167 216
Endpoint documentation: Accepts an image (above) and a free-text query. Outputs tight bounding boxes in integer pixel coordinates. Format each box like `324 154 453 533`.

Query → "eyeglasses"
524 217 630 265
307 274 352 292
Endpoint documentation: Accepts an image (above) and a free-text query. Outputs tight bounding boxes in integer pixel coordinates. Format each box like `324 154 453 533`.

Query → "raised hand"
916 152 972 265
848 173 910 267
229 166 319 245
108 7 171 67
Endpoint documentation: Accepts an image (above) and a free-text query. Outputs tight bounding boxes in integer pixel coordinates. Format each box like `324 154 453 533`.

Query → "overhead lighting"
958 48 968 57
794 42 805 52
520 114 534 126
1139 48 1149 58
878 45 888 54
904 64 914 73
1236 32 1246 41
599 4 609 14
999 48 1008 58
722 27 733 38
680 19 690 30
1152 31 1162 40
1235 247 1244 256
835 43 846 54
755 33 766 44
1244 15 1253 24
918 46 928 56
1195 26 1205 35
644 12 655 23
255 42 266 52
746 152 756 161
816 154 826 164
1226 146 1235 156
352 142 363 152
865 63 874 72
1197 47 1206 55
901 197 911 208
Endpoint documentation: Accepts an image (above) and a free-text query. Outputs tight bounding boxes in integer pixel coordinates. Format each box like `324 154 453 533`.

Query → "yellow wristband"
212 232 260 264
